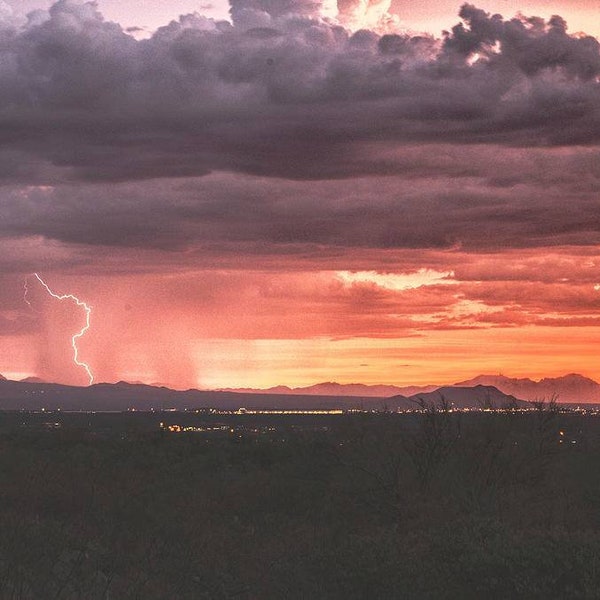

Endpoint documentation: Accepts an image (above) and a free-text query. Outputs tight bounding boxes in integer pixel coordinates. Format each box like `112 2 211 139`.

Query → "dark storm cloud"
0 0 599 182
229 0 324 20
443 6 600 80
3 152 599 252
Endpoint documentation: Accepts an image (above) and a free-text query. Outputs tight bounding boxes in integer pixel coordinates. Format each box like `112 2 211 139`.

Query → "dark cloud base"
3 143 600 254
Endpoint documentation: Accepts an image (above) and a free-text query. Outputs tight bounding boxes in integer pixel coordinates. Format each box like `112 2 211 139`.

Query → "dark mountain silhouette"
0 378 532 412
223 373 600 403
2 372 597 411
393 384 441 396
222 385 294 395
20 376 47 384
0 379 398 412
402 385 528 410
454 373 600 404
0 374 5 381
221 381 438 397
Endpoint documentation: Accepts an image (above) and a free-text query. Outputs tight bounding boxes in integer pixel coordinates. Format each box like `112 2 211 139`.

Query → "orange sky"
3 241 600 388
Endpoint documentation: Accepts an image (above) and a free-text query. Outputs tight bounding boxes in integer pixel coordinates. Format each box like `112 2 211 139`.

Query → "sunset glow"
1 0 600 389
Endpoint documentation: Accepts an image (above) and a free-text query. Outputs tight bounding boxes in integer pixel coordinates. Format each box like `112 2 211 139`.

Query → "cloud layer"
0 1 598 183
2 144 599 256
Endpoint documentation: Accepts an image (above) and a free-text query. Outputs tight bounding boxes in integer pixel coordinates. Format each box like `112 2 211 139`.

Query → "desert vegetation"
0 405 599 599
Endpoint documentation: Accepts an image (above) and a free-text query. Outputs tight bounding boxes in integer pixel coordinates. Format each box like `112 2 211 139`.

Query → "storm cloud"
0 0 598 183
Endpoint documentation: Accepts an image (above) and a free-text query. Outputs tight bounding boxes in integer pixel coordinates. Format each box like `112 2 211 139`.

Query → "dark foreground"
0 408 599 599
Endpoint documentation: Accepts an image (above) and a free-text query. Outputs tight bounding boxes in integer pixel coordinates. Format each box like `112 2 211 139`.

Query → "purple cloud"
0 1 596 184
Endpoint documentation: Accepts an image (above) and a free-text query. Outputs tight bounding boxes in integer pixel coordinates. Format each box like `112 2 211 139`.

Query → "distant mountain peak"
20 376 46 384
541 373 596 384
456 373 600 403
455 374 536 386
94 380 153 389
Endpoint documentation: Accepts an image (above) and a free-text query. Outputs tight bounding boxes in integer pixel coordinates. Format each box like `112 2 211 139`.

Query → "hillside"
402 385 529 410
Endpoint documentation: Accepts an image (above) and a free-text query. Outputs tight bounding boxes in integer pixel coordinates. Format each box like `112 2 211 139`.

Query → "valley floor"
0 409 599 599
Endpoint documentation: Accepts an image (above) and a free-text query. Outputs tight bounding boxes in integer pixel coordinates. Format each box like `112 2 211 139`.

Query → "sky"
1 0 600 389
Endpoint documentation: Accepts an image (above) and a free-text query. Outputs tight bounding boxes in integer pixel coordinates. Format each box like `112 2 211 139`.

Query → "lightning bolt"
23 278 33 309
25 273 94 386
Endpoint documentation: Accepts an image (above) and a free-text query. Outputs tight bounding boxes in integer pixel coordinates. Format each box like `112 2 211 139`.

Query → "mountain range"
0 377 527 412
454 373 600 404
0 372 597 411
220 381 439 397
222 373 600 404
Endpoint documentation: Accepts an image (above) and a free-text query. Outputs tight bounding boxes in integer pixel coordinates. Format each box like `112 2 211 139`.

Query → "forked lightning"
24 273 94 385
